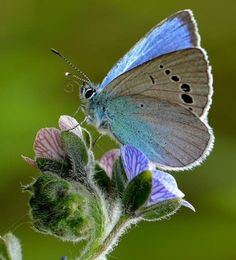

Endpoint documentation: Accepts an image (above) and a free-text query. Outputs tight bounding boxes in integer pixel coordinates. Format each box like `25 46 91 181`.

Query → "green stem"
79 216 130 260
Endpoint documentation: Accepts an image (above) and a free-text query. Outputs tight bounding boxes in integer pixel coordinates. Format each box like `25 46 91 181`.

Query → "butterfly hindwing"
106 96 212 170
99 10 200 90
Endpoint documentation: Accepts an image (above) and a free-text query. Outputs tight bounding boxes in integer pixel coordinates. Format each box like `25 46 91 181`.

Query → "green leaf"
0 233 22 260
139 198 182 221
112 157 128 195
36 157 71 178
94 163 112 194
60 131 89 178
122 170 152 214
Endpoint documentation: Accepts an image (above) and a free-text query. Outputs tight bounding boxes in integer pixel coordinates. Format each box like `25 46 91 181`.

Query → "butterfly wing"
104 48 212 118
99 10 200 91
102 48 213 170
106 96 212 170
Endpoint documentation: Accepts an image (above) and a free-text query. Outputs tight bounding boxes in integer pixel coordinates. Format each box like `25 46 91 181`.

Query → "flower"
22 115 82 166
100 145 194 211
100 149 120 178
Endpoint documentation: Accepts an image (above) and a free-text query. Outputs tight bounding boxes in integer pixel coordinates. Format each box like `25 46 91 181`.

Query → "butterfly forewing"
99 10 200 90
104 48 212 118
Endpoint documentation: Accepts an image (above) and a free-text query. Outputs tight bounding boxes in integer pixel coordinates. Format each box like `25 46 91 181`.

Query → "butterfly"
57 9 214 171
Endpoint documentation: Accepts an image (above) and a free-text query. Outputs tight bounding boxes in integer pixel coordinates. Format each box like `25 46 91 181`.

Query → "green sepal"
36 157 71 178
112 157 128 195
28 173 91 241
94 163 112 194
139 198 181 221
0 233 22 260
60 131 89 177
122 170 152 214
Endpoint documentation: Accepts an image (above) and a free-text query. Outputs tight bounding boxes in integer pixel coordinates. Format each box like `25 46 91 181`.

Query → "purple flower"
101 145 194 211
121 145 194 210
22 115 82 166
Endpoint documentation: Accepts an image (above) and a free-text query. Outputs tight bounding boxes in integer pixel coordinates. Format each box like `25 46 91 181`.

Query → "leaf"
60 131 89 178
112 157 128 195
139 198 182 221
36 157 71 178
94 163 112 194
122 170 152 214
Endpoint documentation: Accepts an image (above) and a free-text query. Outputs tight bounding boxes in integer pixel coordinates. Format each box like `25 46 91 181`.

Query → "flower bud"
28 173 91 241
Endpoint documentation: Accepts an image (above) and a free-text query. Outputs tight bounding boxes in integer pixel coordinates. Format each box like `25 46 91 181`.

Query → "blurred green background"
0 0 236 259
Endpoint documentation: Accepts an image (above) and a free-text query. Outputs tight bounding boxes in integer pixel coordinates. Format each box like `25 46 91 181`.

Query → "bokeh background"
1 0 236 259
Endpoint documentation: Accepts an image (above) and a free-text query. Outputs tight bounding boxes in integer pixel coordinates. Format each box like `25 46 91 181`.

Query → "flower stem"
79 216 130 260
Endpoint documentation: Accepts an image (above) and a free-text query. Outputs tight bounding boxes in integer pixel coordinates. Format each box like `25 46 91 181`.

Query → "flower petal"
34 128 65 160
58 115 82 138
121 145 149 181
181 199 195 212
148 170 184 205
21 155 37 167
100 149 120 177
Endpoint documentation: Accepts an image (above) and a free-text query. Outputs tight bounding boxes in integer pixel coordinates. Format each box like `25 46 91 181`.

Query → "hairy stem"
79 215 131 260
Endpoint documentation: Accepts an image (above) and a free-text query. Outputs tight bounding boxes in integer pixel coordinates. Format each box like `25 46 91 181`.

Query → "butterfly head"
80 84 97 100
50 48 96 100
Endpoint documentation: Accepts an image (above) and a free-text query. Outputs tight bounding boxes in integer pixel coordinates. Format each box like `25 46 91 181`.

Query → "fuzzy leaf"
0 233 22 260
36 157 71 178
112 157 128 195
60 131 88 177
122 170 152 214
140 198 182 221
94 163 112 194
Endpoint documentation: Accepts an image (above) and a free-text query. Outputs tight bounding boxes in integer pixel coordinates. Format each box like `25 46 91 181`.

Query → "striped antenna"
50 48 92 84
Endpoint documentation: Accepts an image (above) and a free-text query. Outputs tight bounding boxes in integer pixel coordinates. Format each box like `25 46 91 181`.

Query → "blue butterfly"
78 10 214 171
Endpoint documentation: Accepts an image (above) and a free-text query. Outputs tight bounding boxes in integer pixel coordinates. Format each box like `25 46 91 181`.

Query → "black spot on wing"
181 83 191 92
171 75 180 82
149 75 155 84
181 94 193 104
165 69 171 75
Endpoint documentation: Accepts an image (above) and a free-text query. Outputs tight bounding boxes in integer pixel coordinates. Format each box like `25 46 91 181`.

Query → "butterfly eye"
85 88 96 99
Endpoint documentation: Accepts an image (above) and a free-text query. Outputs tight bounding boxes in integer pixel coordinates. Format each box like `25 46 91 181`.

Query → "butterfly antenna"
50 48 92 84
65 72 89 84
